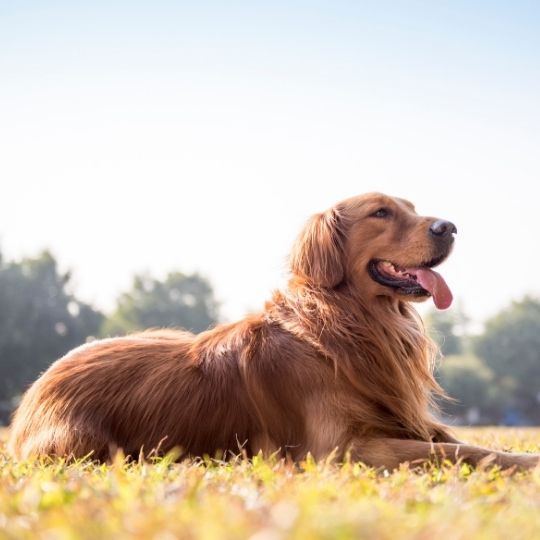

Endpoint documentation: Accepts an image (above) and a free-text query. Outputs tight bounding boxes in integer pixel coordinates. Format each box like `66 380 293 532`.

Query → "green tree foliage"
425 309 463 356
474 296 540 424
436 355 500 424
0 251 103 406
102 272 219 336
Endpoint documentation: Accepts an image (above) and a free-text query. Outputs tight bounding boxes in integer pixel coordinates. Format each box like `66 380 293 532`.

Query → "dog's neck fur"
270 280 446 441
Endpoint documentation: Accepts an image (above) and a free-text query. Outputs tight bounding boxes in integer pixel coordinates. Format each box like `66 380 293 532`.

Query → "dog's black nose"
430 220 457 238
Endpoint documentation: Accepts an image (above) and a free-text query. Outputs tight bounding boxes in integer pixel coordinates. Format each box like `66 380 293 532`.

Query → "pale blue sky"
1 1 539 323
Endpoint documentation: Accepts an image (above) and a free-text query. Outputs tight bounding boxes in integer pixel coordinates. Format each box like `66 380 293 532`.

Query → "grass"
1 428 540 539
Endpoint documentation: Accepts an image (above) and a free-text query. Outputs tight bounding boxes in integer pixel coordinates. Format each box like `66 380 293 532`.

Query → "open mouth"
368 254 453 309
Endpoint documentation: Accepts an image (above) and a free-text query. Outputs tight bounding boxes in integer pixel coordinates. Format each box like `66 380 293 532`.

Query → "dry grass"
1 428 540 539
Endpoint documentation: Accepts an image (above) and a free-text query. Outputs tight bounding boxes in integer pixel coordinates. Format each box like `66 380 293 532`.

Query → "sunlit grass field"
1 428 540 539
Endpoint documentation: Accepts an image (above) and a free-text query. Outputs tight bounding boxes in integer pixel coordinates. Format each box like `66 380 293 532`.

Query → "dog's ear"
290 208 345 287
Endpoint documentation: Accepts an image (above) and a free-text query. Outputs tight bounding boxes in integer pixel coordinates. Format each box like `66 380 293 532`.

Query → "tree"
436 355 500 424
474 296 540 424
425 309 463 356
0 251 103 410
102 271 219 336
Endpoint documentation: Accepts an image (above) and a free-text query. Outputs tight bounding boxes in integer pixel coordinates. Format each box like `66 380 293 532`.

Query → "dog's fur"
8 193 540 469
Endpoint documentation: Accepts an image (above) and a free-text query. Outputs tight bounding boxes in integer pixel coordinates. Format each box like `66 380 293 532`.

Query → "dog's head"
289 192 456 309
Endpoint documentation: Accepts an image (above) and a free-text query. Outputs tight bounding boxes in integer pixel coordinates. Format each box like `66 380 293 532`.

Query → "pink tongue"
412 268 453 310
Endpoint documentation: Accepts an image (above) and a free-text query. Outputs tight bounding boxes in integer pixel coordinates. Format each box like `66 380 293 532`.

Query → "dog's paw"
515 453 540 470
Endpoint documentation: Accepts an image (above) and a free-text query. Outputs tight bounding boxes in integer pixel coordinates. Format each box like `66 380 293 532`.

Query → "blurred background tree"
425 306 496 423
428 297 540 425
474 296 540 425
425 309 463 356
436 354 501 424
101 272 219 336
0 251 103 420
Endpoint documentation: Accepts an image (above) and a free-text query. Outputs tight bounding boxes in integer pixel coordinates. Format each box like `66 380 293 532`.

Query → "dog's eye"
371 208 391 218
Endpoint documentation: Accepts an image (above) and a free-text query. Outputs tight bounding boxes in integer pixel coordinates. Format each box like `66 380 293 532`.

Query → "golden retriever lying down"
8 193 540 469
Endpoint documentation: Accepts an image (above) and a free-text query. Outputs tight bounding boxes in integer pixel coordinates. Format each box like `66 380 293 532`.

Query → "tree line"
1 249 540 426
427 299 540 425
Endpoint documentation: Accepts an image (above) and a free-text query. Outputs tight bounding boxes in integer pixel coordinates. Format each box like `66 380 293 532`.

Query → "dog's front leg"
350 437 540 471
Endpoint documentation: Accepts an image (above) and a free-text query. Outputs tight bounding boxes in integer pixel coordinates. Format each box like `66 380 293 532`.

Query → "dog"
8 193 540 469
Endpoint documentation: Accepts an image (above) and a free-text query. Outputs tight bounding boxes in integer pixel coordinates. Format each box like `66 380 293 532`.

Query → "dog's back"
8 317 318 461
8 329 253 460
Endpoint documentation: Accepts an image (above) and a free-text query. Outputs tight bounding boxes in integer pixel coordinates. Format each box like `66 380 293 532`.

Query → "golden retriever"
8 193 540 469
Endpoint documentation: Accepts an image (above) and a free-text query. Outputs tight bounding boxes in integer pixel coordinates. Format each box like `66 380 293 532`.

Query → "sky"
1 1 539 324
